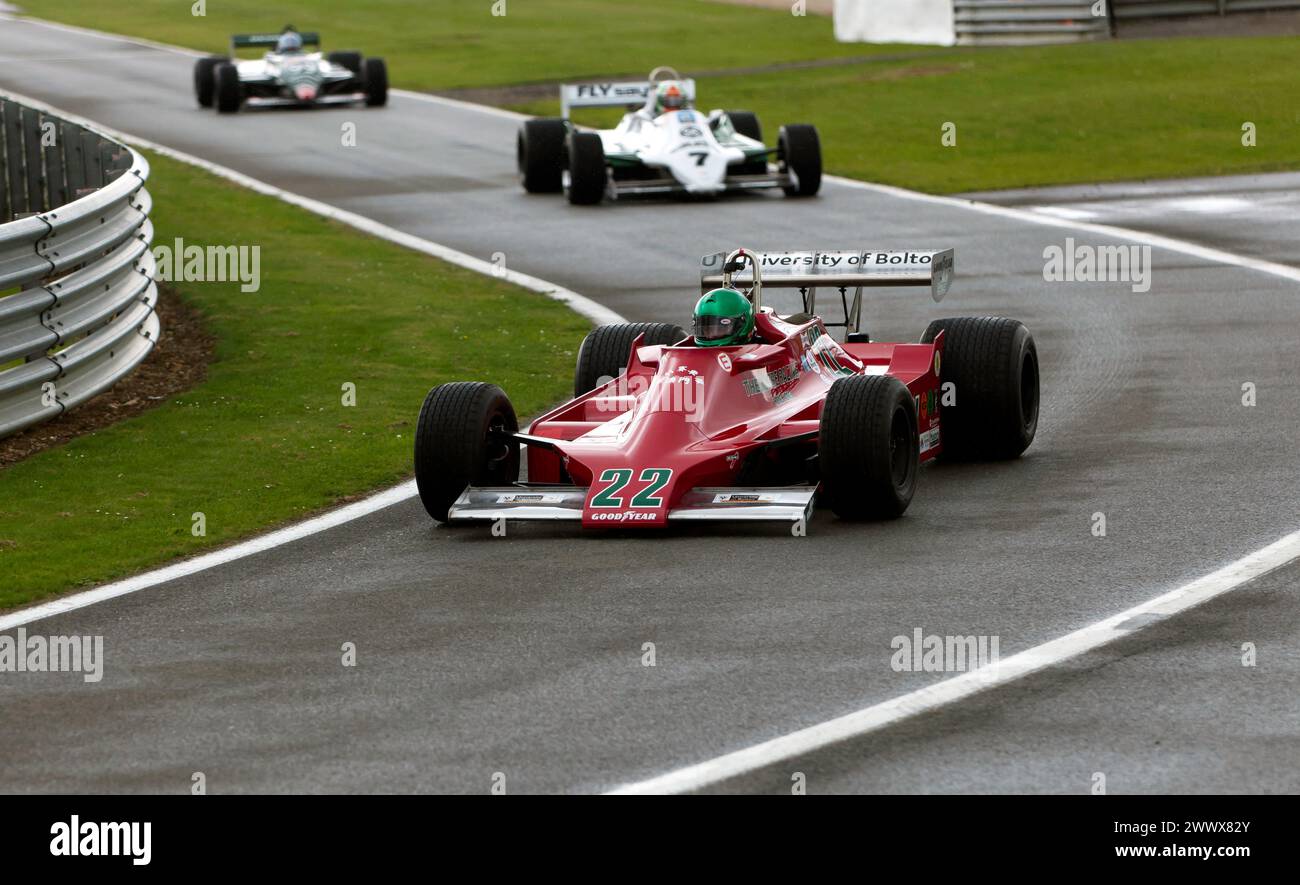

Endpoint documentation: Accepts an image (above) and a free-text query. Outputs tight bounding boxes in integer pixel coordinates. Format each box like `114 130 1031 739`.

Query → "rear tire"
214 62 243 114
565 131 607 205
921 317 1039 460
328 50 364 75
819 374 918 519
414 382 520 523
574 322 686 397
363 57 388 106
194 56 224 108
779 124 822 197
518 118 567 194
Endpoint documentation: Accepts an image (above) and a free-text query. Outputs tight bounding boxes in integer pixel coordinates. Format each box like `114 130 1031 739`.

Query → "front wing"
608 171 791 198
239 93 367 108
605 147 786 198
238 64 362 106
447 484 816 524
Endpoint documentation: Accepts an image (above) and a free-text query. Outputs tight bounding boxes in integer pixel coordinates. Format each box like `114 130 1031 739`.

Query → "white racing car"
193 27 388 114
517 67 822 204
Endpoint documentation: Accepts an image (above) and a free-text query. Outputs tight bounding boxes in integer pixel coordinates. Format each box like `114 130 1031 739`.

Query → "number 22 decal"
591 468 673 508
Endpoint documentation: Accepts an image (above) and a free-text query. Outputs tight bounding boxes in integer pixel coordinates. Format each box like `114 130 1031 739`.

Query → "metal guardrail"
954 2 1111 45
1112 0 1300 17
0 95 157 440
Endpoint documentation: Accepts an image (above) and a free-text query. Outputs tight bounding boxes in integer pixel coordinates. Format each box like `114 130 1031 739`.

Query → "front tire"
194 56 224 108
921 317 1039 460
779 124 822 197
363 57 388 107
414 382 520 523
819 374 918 519
214 62 243 114
564 131 607 205
518 118 567 194
574 322 686 397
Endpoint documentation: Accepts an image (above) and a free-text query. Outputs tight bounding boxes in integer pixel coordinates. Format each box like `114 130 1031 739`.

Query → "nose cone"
572 355 741 528
679 151 729 193
294 84 318 101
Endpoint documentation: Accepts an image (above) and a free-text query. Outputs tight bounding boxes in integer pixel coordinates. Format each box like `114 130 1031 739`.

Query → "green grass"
0 153 590 609
20 0 1300 191
518 38 1300 193
20 0 883 89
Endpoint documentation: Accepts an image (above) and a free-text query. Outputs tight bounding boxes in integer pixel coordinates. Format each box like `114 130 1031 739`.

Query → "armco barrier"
949 0 1300 45
953 2 1111 45
838 0 1300 45
1112 0 1300 18
0 95 157 439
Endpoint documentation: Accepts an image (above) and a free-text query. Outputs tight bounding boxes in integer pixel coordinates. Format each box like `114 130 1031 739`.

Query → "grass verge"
16 0 883 88
18 0 1300 191
0 151 590 609
514 37 1300 193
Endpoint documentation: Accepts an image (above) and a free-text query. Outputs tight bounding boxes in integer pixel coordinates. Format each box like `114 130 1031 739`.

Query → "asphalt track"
963 172 1300 270
1 17 1298 793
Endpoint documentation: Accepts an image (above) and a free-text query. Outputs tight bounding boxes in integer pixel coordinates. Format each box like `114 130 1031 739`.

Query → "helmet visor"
693 313 746 343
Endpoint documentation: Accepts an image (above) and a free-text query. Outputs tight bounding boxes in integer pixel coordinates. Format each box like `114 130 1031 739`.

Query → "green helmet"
693 288 755 347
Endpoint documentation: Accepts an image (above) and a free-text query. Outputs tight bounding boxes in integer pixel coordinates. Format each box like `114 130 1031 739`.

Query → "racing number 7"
591 468 672 508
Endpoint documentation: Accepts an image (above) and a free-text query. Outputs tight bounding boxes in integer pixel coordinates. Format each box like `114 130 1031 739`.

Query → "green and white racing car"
517 67 822 205
193 26 388 115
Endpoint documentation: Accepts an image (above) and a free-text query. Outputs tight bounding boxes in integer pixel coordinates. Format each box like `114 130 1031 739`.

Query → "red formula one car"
413 248 1039 531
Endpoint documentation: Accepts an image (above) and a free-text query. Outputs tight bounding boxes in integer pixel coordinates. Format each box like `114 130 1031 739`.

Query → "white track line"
9 6 1300 286
609 527 1300 794
0 11 534 124
406 63 1300 286
0 87 624 630
0 89 623 330
4 19 1300 780
394 88 532 122
0 481 418 632
351 73 1300 795
0 11 206 58
827 175 1300 285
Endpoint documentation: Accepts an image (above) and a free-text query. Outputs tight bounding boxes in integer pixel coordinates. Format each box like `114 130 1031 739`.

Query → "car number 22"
590 468 673 508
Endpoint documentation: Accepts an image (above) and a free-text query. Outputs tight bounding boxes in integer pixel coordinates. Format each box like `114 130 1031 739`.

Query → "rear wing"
700 248 954 335
231 32 321 52
560 79 696 118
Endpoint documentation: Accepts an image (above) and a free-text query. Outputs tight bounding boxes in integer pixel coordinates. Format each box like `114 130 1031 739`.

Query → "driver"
650 81 690 116
276 29 304 54
692 288 755 347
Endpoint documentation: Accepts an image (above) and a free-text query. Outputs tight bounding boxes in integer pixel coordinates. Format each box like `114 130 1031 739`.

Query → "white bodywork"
600 108 755 195
555 69 802 201
235 51 359 105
